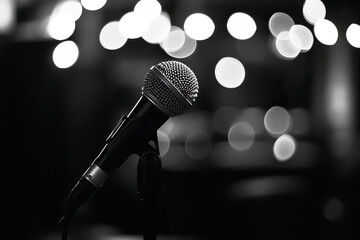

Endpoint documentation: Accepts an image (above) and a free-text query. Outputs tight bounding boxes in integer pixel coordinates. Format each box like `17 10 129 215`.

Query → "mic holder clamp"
137 133 163 240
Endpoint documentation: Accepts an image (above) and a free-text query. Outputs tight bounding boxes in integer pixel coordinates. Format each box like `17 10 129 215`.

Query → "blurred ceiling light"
142 12 171 44
52 40 79 69
118 11 151 39
185 131 212 160
81 0 107 11
274 31 300 59
215 57 245 88
264 106 291 136
228 122 255 151
46 15 76 40
0 0 15 33
303 0 326 25
346 23 360 48
184 13 215 41
54 0 83 22
99 21 127 50
160 26 186 52
314 19 338 45
273 134 296 161
164 31 197 58
268 12 295 38
227 12 256 40
134 0 162 22
158 130 170 157
289 24 314 52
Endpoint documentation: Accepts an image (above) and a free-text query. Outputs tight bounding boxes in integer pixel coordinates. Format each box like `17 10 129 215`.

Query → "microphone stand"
137 133 163 240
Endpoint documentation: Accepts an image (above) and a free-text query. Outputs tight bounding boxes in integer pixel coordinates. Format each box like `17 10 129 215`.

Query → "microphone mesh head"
143 61 199 117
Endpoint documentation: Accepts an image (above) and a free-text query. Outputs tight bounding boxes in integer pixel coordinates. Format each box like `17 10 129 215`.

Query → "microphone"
62 61 199 218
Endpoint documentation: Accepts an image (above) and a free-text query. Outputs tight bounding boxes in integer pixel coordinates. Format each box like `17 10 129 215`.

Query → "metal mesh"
142 61 199 117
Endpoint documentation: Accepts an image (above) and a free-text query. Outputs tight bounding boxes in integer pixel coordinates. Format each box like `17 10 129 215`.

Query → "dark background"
2 0 360 239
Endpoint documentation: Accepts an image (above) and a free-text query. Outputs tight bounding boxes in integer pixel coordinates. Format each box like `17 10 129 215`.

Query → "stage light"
274 31 300 59
158 130 170 157
268 12 295 38
160 26 186 52
134 0 162 22
81 0 107 11
0 0 15 33
314 19 338 45
164 31 197 59
142 12 171 44
215 57 245 89
303 0 326 25
99 21 127 50
54 0 83 22
264 106 291 136
346 23 360 48
118 11 151 39
273 134 296 161
228 122 255 151
185 131 212 160
289 24 314 52
52 40 79 69
227 12 256 40
46 15 76 40
183 13 215 41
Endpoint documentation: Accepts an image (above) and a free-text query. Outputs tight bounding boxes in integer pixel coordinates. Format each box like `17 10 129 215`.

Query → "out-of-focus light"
81 0 107 11
47 15 76 40
119 11 150 39
164 31 197 58
303 0 326 25
185 131 212 160
264 106 291 136
346 23 360 48
158 130 170 157
289 24 314 52
160 26 186 52
53 40 79 69
134 0 161 22
273 134 296 161
323 197 344 221
212 106 239 135
142 12 171 44
314 19 338 45
227 12 256 40
183 13 215 41
236 108 266 135
268 12 295 38
0 0 15 33
54 0 83 21
289 108 311 135
274 31 300 59
228 122 255 151
100 21 127 50
215 57 245 88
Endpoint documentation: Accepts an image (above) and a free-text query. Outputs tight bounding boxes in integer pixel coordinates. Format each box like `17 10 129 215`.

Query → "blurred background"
2 0 360 239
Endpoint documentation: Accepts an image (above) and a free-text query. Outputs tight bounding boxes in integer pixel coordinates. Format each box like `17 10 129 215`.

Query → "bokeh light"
52 40 79 69
212 106 239 135
184 13 215 41
81 0 107 11
99 21 127 50
314 19 338 45
142 12 171 44
268 12 295 38
47 15 76 40
0 0 15 33
289 108 311 135
236 108 266 135
164 31 197 58
185 131 212 160
160 26 186 52
273 134 296 161
323 197 345 221
134 0 162 22
228 122 255 151
227 12 257 40
346 23 360 48
118 11 150 39
289 24 314 52
158 130 170 157
274 31 300 59
215 57 245 88
264 106 291 136
303 0 326 25
53 0 83 22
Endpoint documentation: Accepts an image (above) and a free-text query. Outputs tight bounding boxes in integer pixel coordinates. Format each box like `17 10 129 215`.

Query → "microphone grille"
143 61 199 117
